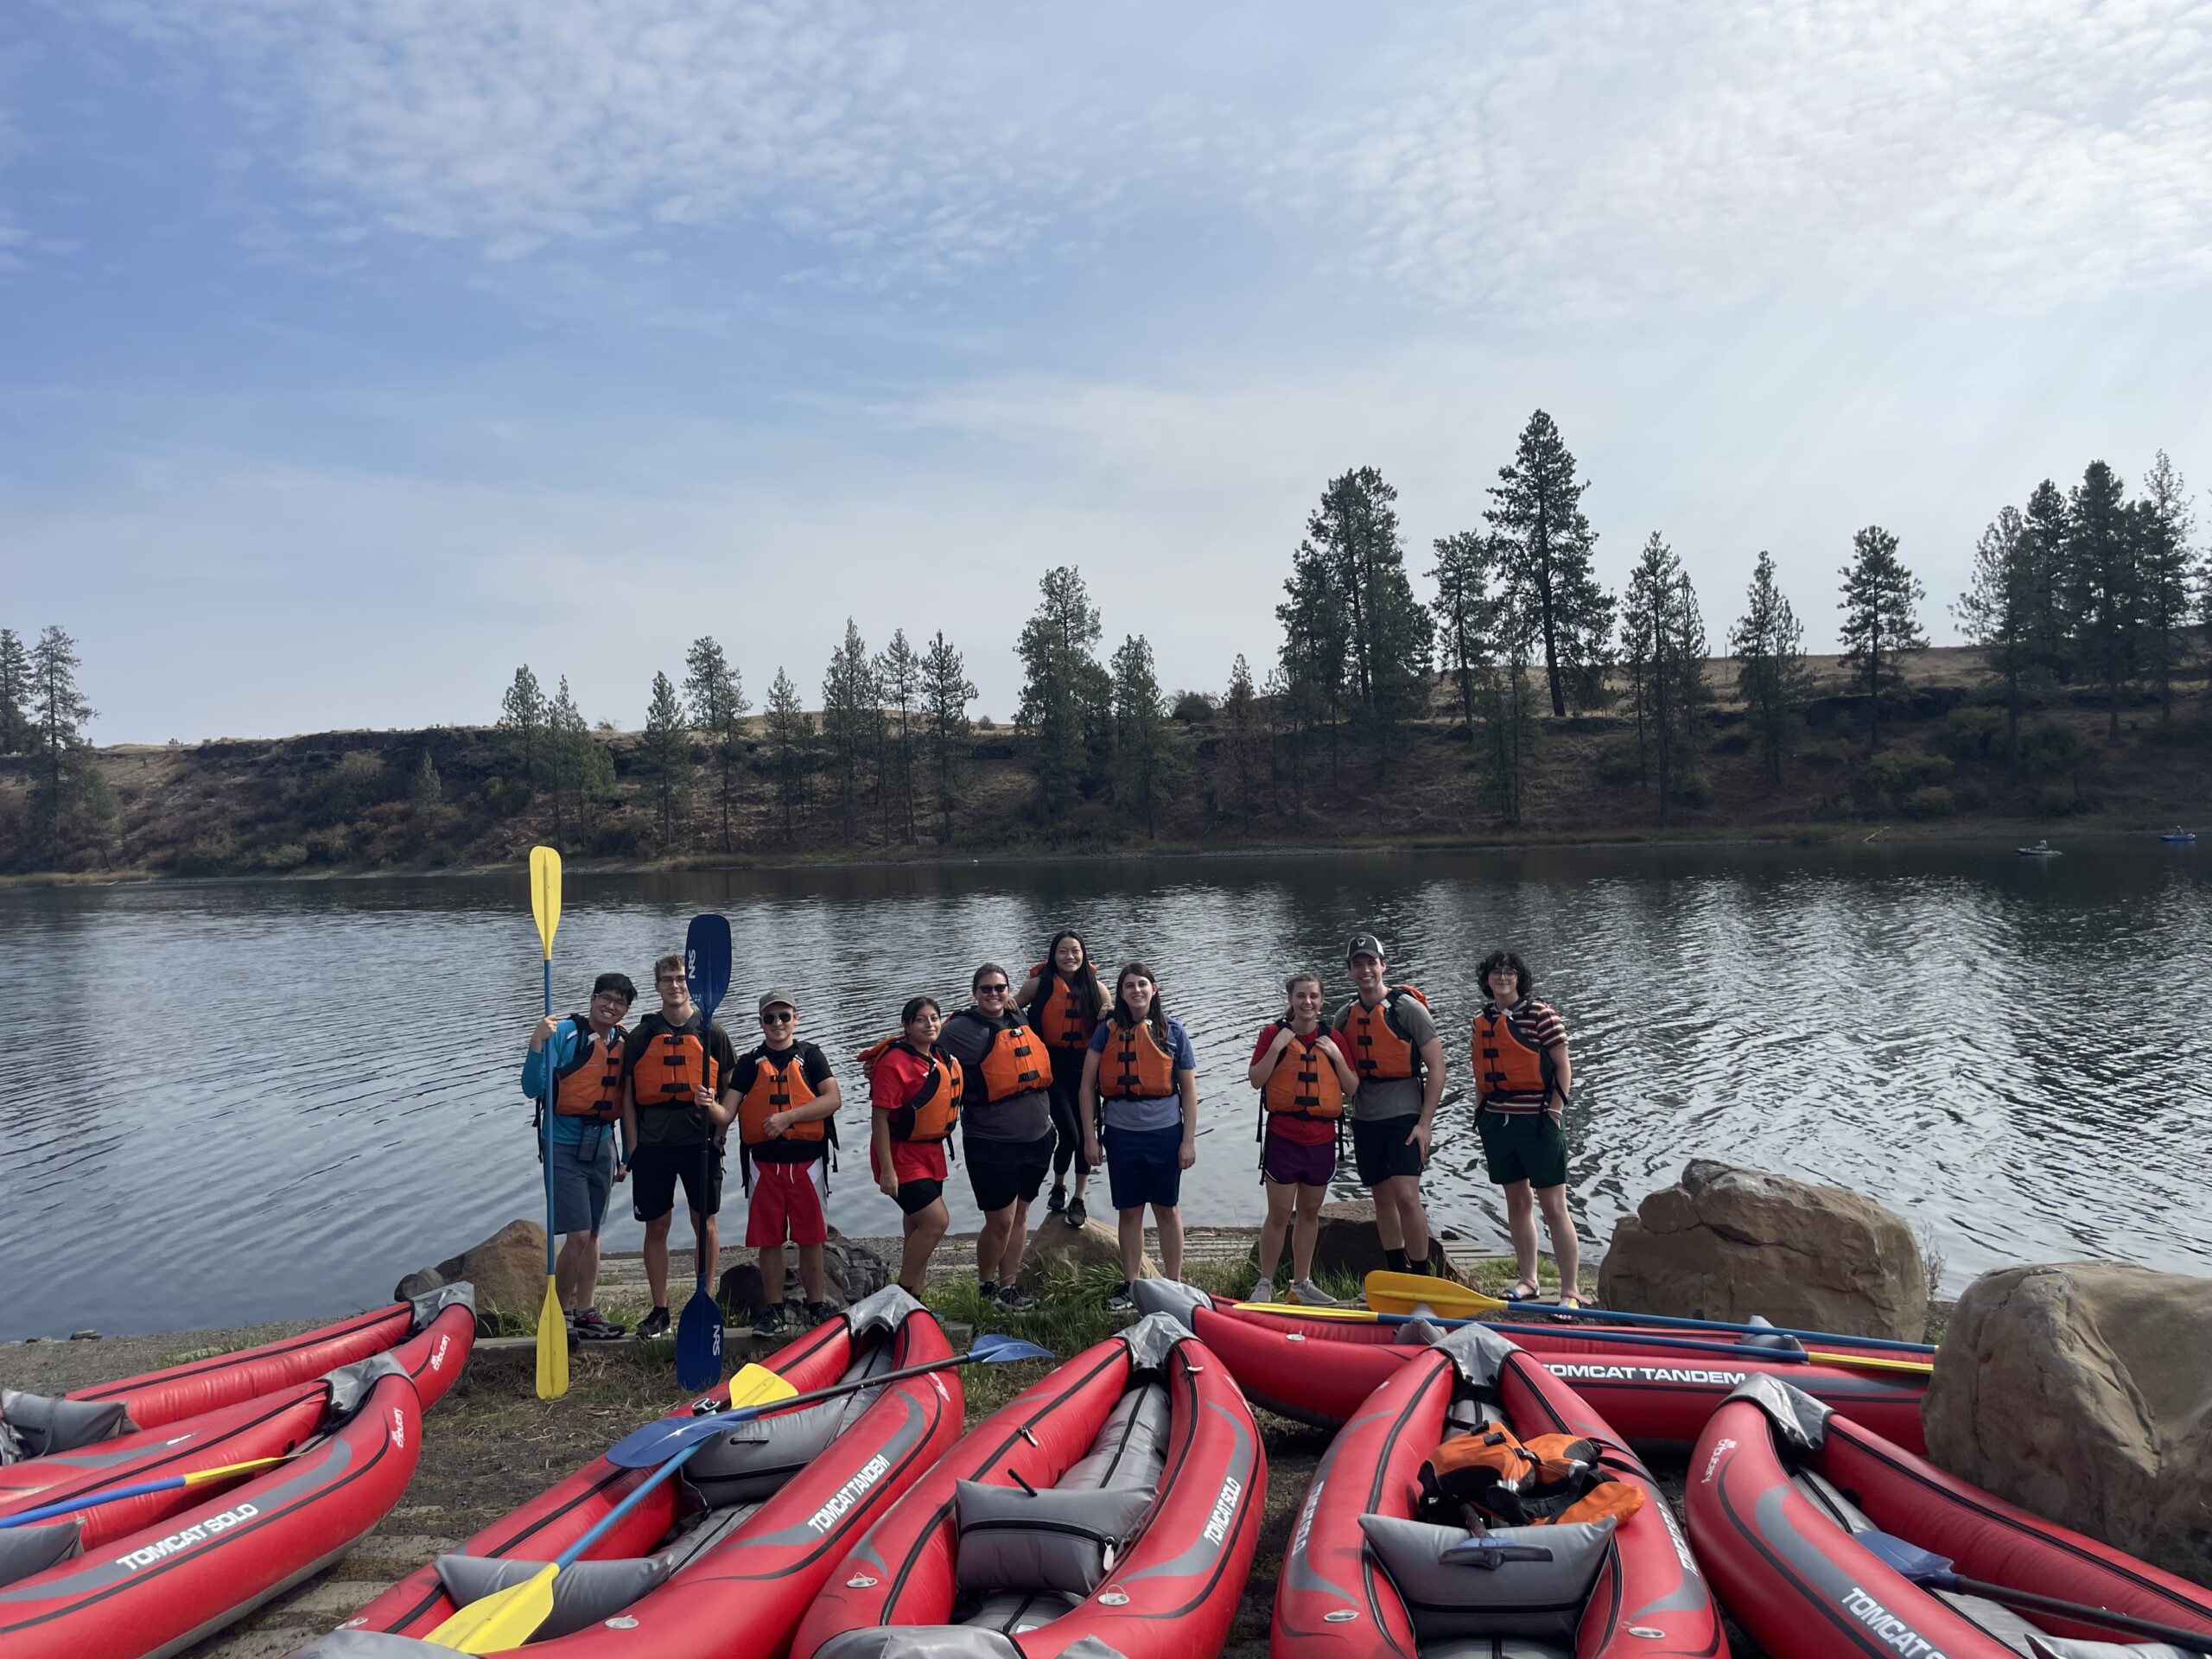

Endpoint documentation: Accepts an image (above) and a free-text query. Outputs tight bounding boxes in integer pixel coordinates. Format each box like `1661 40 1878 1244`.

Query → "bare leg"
1257 1180 1296 1281
1535 1185 1580 1295
1371 1177 1405 1253
757 1243 785 1308
643 1214 673 1306
690 1211 719 1294
1395 1179 1433 1267
1154 1204 1184 1282
1116 1207 1146 1283
556 1232 594 1312
976 1205 1015 1286
1291 1185 1327 1283
796 1242 827 1304
1001 1198 1032 1284
899 1201 948 1294
1503 1179 1539 1287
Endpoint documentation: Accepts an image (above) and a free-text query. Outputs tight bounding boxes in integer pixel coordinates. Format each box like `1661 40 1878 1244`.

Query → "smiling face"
973 969 1012 1014
588 986 632 1036
1053 936 1086 976
1486 964 1522 1005
1118 970 1156 1020
1350 951 1387 1003
1287 977 1325 1027
657 963 693 1022
904 1004 943 1049
760 1002 796 1043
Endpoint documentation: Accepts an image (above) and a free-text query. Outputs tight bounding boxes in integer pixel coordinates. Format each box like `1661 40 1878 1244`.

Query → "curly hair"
1478 950 1532 1002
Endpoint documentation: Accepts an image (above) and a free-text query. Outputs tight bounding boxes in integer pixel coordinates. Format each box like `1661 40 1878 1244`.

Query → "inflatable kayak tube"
1128 1281 1927 1452
0 1355 424 1659
0 1283 474 1461
792 1311 1266 1659
1274 1320 1721 1659
0 1290 472 1542
293 1286 959 1659
1686 1375 2212 1659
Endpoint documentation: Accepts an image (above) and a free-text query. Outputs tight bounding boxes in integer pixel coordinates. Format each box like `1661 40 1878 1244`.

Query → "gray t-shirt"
937 1008 1053 1143
1333 991 1440 1122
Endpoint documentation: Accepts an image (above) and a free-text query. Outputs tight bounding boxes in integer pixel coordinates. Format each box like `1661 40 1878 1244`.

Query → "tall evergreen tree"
1275 548 1349 787
919 631 976 845
1837 526 1928 749
1016 567 1109 817
1619 534 1708 820
638 671 691 849
683 635 749 852
547 677 613 839
27 626 116 865
875 629 923 844
1219 654 1263 832
2020 480 2074 684
2065 461 2138 743
763 668 812 844
1484 410 1615 715
2133 450 2196 724
1954 507 2037 761
1109 634 1177 837
1477 594 1540 824
0 627 29 755
409 747 443 810
819 619 879 846
498 665 548 796
1732 550 1811 786
1429 531 1499 754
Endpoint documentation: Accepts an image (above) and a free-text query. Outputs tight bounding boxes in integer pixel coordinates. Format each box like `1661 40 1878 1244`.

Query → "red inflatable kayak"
793 1312 1266 1659
1128 1281 1928 1452
1 1285 474 1460
0 1292 472 1545
1688 1374 2212 1659
0 1355 424 1659
1274 1320 1722 1659
296 1287 960 1659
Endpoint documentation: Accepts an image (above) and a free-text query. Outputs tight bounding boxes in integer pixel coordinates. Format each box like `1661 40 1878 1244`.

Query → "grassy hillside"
3 643 2208 877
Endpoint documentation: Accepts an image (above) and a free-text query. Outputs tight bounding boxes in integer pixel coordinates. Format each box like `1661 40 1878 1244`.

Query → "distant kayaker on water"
519 969 636 1341
1017 931 1107 1227
1335 932 1446 1276
1248 970 1358 1306
1471 948 1580 1306
865 996 959 1297
937 963 1052 1313
728 988 842 1337
620 952 741 1340
1080 961 1199 1310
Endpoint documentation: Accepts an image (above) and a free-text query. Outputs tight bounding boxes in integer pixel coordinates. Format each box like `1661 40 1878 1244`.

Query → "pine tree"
1429 531 1498 754
2020 480 2074 684
1477 594 1540 824
498 666 548 798
875 630 923 844
683 636 749 852
1837 526 1928 749
638 671 691 849
1275 550 1348 788
920 631 976 845
1954 508 2037 761
2066 461 2138 743
1016 567 1107 818
547 677 613 839
819 619 879 846
1732 551 1811 786
410 748 442 809
2133 451 2196 724
1220 654 1262 832
0 628 29 755
1109 634 1178 837
1619 534 1708 821
28 626 115 865
1485 410 1616 716
763 667 812 844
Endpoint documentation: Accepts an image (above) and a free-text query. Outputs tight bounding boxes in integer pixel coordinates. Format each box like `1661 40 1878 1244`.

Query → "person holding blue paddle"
519 970 637 1341
620 950 741 1342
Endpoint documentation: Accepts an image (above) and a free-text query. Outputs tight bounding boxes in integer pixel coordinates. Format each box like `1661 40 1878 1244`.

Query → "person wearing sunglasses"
935 963 1054 1312
518 970 637 1341
729 990 842 1336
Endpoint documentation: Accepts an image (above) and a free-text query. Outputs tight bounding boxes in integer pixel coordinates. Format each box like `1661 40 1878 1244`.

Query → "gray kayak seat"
1358 1513 1618 1650
285 1635 461 1659
1122 1278 1207 1330
433 1553 677 1641
1790 1468 1876 1534
686 1338 894 1509
407 1281 475 1331
0 1389 130 1459
0 1521 83 1591
323 1351 410 1418
1058 1384 1170 1493
963 1591 1084 1635
952 1481 1153 1599
1395 1318 1450 1347
2025 1639 2204 1659
1431 1322 1520 1392
1421 1640 1576 1659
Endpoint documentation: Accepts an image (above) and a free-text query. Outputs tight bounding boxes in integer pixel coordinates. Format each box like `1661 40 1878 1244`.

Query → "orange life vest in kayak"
1340 986 1429 1082
1417 1419 1645 1529
972 1018 1048 1103
1097 1020 1179 1100
736 1048 828 1147
860 1037 963 1143
552 1020 625 1122
1262 1028 1345 1120
1471 1007 1554 1112
1032 965 1101 1051
635 1027 719 1116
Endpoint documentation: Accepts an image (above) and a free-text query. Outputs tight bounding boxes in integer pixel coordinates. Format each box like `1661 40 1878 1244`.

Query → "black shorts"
630 1141 725 1222
1477 1108 1569 1189
893 1178 944 1217
1351 1115 1426 1185
965 1132 1052 1213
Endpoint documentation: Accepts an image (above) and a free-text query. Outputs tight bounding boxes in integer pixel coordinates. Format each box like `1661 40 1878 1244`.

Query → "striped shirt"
1474 998 1567 1110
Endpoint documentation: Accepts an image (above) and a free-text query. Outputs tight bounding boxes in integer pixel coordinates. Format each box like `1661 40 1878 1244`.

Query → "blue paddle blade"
674 1291 722 1391
684 914 732 1020
607 1411 769 1469
1859 1529 1955 1585
970 1334 1054 1363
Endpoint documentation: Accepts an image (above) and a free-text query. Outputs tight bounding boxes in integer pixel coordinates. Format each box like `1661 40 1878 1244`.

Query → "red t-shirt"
1251 1024 1341 1147
869 1045 950 1186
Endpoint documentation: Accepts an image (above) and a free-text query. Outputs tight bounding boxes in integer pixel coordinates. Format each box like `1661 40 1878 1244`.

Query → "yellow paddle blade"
1364 1271 1498 1317
424 1560 557 1653
529 846 562 960
1229 1300 1380 1322
536 1276 569 1402
1807 1349 1935 1375
725 1363 799 1408
180 1454 289 1486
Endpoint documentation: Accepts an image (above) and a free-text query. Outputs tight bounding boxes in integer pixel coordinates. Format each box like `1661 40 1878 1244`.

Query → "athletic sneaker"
1046 1184 1067 1213
635 1306 671 1340
977 1281 998 1305
1105 1281 1135 1313
1248 1277 1276 1306
1065 1196 1088 1228
1289 1279 1340 1308
995 1284 1036 1313
573 1308 627 1340
803 1300 836 1325
752 1304 785 1338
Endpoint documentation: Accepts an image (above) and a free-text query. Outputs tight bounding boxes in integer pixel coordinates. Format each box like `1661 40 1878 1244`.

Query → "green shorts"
1476 1109 1568 1189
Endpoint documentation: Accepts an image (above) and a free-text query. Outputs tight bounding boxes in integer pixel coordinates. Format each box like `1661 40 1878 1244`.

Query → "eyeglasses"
761 1010 794 1025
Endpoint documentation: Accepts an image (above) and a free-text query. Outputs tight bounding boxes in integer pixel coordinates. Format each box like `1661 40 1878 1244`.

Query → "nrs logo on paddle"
115 1504 259 1571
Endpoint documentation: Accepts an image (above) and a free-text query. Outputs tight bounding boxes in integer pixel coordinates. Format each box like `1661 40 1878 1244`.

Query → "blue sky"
4 0 2209 742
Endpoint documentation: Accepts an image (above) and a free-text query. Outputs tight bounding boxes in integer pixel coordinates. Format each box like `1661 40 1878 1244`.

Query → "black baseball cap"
758 989 798 1015
1346 932 1386 963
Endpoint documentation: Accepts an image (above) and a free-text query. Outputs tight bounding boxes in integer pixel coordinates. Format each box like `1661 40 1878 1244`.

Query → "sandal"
1499 1281 1542 1303
1554 1294 1585 1313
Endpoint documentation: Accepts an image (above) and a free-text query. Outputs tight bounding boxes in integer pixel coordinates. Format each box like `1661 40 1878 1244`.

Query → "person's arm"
1078 1048 1103 1165
1014 971 1043 1005
1248 1025 1294 1089
619 1069 639 1172
708 1036 740 1133
1546 1016 1572 1119
774 1059 842 1135
870 1098 899 1198
1176 1067 1198 1169
1410 1033 1446 1154
1314 1029 1359 1092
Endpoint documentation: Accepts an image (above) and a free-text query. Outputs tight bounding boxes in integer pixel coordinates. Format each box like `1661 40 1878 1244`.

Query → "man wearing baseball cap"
1333 931 1447 1276
728 988 842 1335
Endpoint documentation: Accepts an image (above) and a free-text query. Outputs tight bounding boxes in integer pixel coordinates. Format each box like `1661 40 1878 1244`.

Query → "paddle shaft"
1939 1573 2212 1652
555 1440 706 1572
543 957 556 1281
0 1457 289 1528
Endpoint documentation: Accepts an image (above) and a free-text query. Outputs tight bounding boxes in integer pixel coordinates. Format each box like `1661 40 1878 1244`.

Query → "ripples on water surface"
3 843 2207 1338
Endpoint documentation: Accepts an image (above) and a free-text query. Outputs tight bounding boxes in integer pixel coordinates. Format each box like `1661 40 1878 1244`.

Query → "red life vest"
1097 1020 1179 1100
552 1020 625 1122
1340 986 1429 1082
1261 1028 1345 1120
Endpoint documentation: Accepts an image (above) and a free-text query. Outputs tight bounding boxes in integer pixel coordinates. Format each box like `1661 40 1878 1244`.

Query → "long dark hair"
1027 930 1104 1029
1110 961 1173 1049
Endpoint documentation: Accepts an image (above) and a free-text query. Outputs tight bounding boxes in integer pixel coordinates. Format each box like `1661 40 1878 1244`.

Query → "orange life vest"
552 1020 625 1122
1340 986 1429 1082
736 1047 828 1147
1417 1419 1645 1529
1033 965 1101 1051
1262 1027 1345 1120
1097 1020 1179 1101
971 1017 1048 1103
1471 1007 1554 1111
635 1027 720 1120
861 1037 963 1144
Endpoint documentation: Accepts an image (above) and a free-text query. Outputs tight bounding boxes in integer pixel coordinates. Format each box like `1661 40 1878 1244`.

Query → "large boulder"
717 1233 890 1320
1300 1201 1462 1285
1923 1262 2212 1587
1018 1218 1153 1289
393 1219 547 1333
1597 1161 1925 1341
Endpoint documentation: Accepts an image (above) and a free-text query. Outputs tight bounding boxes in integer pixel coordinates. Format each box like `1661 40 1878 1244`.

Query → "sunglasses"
761 1010 795 1024
976 983 1010 994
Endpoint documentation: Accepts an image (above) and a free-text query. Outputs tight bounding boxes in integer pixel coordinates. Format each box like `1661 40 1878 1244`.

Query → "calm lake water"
3 842 2208 1341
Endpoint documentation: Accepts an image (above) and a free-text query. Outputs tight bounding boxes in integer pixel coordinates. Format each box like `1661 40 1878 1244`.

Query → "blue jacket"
520 1017 626 1154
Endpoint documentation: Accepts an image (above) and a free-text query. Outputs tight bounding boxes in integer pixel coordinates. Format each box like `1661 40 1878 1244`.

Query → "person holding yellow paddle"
519 970 637 1341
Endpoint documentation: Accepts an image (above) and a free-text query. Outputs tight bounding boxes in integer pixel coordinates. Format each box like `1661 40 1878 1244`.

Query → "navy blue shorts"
1101 1123 1184 1211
